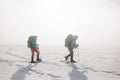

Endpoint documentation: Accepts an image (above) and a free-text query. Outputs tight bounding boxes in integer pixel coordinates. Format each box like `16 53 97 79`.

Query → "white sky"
0 0 120 46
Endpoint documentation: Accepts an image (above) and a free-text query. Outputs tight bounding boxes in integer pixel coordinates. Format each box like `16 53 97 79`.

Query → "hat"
73 35 78 40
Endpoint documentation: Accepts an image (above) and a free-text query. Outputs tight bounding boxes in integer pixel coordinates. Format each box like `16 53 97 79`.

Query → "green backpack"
27 36 35 48
65 34 73 48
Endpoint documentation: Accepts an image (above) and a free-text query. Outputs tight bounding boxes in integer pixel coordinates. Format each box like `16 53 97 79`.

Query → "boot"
71 60 76 63
70 54 76 62
36 54 41 62
31 56 36 63
65 54 71 61
65 56 68 61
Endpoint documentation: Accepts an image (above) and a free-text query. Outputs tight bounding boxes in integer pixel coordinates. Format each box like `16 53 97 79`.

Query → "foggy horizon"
0 0 120 46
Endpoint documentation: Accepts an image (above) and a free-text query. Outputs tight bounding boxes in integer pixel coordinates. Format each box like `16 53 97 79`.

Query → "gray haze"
0 0 120 46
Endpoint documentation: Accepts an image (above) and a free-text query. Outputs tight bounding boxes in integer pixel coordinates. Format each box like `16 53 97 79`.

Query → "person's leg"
65 54 71 61
65 48 72 61
68 48 75 62
35 49 41 61
31 49 36 63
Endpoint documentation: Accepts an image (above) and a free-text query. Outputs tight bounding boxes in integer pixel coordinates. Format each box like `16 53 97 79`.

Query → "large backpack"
65 34 73 48
27 36 34 48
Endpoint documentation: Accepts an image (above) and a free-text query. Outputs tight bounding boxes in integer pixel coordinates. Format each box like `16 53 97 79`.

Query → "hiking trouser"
67 48 74 61
31 49 39 57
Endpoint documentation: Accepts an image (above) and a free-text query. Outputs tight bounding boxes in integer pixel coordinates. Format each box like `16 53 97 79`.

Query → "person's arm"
36 44 39 49
71 39 79 48
71 40 75 48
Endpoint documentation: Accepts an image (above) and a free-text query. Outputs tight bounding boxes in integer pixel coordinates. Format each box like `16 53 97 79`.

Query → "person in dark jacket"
65 34 79 62
27 35 41 63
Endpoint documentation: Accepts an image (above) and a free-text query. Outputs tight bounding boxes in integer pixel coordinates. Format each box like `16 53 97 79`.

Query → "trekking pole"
37 44 42 60
77 46 80 61
74 47 79 62
77 47 79 61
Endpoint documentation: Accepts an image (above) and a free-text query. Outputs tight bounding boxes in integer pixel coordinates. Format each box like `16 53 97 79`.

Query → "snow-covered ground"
0 45 120 80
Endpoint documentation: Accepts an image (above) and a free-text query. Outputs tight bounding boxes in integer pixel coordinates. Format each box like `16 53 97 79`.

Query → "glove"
75 44 79 48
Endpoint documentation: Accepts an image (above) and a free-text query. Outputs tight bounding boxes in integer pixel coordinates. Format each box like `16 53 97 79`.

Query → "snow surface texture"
0 45 120 80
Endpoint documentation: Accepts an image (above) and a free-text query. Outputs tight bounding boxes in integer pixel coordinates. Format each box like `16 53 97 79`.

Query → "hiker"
27 35 41 63
64 34 79 62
